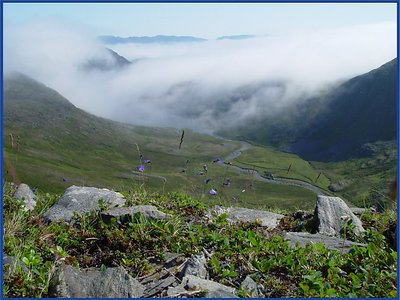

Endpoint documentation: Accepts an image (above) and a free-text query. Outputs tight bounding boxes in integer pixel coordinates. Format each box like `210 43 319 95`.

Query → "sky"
3 2 397 39
3 2 398 133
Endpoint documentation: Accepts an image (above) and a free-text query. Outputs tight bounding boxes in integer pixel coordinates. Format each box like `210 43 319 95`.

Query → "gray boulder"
166 285 188 297
52 265 144 298
143 275 176 297
285 232 366 253
182 275 236 295
101 205 172 224
180 252 208 279
13 183 36 211
240 275 261 297
206 289 239 298
314 195 364 236
43 186 125 223
209 206 284 229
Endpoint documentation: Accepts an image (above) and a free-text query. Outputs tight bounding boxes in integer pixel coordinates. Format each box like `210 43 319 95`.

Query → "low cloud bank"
4 19 397 133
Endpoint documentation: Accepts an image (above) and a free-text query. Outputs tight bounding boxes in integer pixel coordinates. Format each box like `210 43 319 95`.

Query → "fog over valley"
4 19 396 133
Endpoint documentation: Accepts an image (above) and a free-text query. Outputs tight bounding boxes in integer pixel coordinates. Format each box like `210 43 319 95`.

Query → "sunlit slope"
3 73 238 190
3 73 318 211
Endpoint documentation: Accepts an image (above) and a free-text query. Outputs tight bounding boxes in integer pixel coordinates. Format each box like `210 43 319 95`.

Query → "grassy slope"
311 141 397 208
4 73 319 211
232 145 331 190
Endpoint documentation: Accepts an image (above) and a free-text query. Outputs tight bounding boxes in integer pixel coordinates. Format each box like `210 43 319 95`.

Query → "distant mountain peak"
217 35 256 40
99 35 207 44
81 48 132 72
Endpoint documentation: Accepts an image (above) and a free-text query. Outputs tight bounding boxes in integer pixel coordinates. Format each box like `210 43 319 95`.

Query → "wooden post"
315 172 322 183
287 163 292 174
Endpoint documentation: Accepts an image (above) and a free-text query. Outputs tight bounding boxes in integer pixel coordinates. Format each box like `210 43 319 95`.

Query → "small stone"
182 275 235 295
206 289 239 298
180 252 208 279
240 275 260 297
13 183 36 211
143 275 176 297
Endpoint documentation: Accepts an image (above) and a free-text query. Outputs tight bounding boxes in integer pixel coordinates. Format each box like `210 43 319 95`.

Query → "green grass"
311 141 397 208
232 145 331 190
3 183 397 298
4 73 395 211
3 120 323 212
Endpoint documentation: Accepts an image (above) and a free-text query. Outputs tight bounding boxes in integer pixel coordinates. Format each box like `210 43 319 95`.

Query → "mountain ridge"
290 58 397 161
99 35 207 44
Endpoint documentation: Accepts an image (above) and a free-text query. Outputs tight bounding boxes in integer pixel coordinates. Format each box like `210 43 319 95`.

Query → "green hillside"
3 73 320 211
221 59 397 162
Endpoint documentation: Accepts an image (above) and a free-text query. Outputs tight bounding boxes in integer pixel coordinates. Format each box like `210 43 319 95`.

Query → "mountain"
82 48 132 71
291 58 397 161
221 58 397 162
217 35 255 40
3 73 322 208
99 35 207 44
2 73 241 192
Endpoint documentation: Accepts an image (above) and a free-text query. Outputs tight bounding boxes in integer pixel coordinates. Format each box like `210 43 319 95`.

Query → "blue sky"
3 2 397 39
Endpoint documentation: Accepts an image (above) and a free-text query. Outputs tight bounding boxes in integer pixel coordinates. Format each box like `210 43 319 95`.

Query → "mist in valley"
4 19 397 134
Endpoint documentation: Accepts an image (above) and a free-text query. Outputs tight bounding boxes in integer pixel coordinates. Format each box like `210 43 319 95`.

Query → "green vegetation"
232 145 331 190
223 58 397 162
4 73 325 212
3 183 397 298
312 141 397 208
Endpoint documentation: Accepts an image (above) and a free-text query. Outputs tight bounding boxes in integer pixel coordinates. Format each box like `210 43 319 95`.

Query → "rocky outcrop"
285 232 366 253
51 265 144 298
179 252 208 279
101 205 172 224
241 275 261 297
206 289 239 298
43 186 125 223
314 195 364 236
166 274 237 297
13 183 36 211
209 206 284 229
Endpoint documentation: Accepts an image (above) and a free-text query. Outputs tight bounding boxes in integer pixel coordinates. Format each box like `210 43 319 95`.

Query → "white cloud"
4 20 397 133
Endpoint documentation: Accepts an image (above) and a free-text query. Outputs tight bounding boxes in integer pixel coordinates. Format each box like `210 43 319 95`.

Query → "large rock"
209 206 284 229
13 183 36 211
314 195 364 236
52 265 144 298
179 252 208 279
285 232 366 253
43 186 125 223
101 205 172 223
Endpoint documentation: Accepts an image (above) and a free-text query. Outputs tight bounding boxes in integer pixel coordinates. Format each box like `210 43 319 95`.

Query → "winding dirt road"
221 141 328 196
